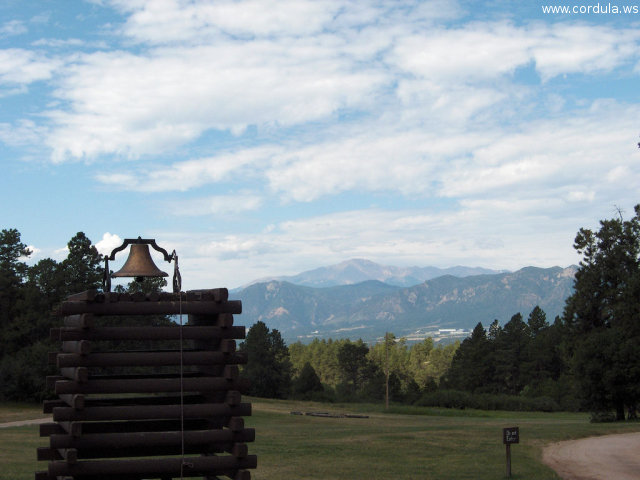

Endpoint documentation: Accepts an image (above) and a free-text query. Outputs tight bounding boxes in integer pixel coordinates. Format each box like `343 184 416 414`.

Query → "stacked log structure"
36 288 256 480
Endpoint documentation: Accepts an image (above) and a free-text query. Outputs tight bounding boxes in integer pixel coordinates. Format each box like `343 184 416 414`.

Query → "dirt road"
543 432 640 480
0 417 50 428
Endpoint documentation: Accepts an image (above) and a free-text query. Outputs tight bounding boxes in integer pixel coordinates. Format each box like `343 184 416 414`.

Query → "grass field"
3 399 640 480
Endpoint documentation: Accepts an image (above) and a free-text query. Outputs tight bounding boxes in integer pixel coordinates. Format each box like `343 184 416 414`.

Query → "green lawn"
3 399 640 480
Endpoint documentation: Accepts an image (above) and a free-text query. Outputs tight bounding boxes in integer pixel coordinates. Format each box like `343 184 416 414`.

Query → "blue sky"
1 0 639 290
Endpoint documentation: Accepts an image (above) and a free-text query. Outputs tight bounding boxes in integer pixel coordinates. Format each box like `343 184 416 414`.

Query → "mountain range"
232 260 577 345
240 258 505 288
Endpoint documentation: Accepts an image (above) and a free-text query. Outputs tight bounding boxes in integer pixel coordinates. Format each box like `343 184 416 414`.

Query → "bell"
112 243 168 282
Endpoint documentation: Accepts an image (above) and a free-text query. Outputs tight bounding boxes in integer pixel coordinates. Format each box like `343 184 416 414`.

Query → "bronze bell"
112 243 168 282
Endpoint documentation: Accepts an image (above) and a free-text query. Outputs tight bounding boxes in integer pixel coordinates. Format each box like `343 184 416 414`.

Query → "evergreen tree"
563 205 640 420
0 230 108 401
239 321 292 398
0 228 31 334
445 322 491 392
527 306 548 335
60 232 103 296
494 313 531 395
337 339 370 397
291 362 323 399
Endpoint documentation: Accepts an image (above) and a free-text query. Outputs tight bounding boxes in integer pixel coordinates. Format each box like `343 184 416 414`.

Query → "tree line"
241 326 458 405
240 205 640 420
2 205 640 420
0 229 171 401
239 306 571 411
1 230 104 400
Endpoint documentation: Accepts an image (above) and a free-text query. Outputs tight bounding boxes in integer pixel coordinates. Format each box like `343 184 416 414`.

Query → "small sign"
503 426 519 445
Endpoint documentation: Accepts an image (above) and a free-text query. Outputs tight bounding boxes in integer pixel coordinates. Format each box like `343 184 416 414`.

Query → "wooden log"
53 402 251 422
59 421 82 437
65 290 103 303
50 428 254 449
221 339 236 354
61 340 92 355
43 394 84 413
48 454 257 477
58 448 78 464
49 328 60 341
60 394 85 409
131 291 146 302
40 423 64 437
57 325 246 341
79 419 208 435
105 292 119 303
55 376 248 395
60 367 89 383
57 351 247 368
228 443 248 458
59 443 222 460
56 300 242 316
34 471 51 480
186 289 229 302
72 393 205 407
223 365 239 380
225 391 243 406
63 314 94 328
37 447 61 461
46 376 64 389
227 417 244 432
233 470 252 480
217 313 234 327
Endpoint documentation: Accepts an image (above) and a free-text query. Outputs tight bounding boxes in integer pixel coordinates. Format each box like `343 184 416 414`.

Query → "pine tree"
239 321 292 398
563 205 640 420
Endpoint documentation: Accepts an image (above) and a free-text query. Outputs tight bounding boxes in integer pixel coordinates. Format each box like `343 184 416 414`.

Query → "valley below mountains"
233 260 577 344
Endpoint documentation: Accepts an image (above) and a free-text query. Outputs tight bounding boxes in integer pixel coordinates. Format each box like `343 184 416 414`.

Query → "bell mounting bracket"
103 237 181 294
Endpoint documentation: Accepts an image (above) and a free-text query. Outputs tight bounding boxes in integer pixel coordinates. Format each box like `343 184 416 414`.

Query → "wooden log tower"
36 288 256 480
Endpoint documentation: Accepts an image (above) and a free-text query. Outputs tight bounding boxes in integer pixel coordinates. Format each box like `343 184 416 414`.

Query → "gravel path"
0 417 51 429
543 432 640 480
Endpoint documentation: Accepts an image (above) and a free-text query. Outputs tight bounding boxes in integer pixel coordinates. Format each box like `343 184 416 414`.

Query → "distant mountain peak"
239 258 507 289
235 265 576 344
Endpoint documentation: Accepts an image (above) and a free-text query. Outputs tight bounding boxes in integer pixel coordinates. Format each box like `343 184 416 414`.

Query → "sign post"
502 427 519 478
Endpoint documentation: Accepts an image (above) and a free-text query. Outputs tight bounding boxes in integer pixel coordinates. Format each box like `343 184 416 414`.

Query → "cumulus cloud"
0 49 61 86
167 193 263 216
392 22 640 82
2 0 639 289
95 232 123 255
33 9 637 164
95 146 276 191
0 20 27 38
161 201 585 289
45 40 388 161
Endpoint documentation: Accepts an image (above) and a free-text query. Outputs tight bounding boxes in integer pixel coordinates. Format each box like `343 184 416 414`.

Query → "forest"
1 205 639 420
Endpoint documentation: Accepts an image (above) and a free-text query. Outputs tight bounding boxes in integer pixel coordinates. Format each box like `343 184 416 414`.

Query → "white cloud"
46 40 388 161
159 201 588 289
95 146 276 191
0 119 48 146
92 99 639 212
6 2 629 165
95 232 123 255
0 20 27 38
392 22 640 82
532 24 640 80
0 49 61 86
109 0 461 45
167 193 263 216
